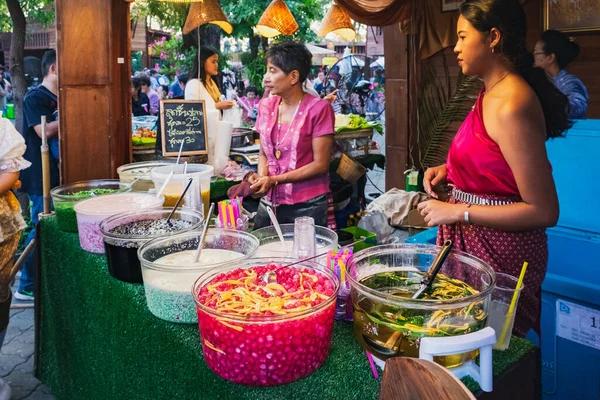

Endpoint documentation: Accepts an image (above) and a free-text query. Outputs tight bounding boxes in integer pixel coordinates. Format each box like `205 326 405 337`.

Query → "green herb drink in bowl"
348 244 496 368
51 180 132 232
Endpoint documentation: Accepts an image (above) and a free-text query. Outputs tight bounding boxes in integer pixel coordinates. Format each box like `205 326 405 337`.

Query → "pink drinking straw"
365 351 379 379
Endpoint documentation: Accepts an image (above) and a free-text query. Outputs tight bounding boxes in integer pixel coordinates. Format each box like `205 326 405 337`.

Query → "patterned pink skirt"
437 193 548 337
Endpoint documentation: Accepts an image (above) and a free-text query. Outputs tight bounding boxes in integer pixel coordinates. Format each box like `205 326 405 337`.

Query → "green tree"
5 0 55 131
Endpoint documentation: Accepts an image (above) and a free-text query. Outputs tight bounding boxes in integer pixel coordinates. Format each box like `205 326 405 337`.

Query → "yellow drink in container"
152 164 214 216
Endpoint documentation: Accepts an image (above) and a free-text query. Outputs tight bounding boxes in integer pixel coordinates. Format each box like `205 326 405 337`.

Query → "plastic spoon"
266 206 285 249
193 202 215 263
166 177 193 224
155 171 174 199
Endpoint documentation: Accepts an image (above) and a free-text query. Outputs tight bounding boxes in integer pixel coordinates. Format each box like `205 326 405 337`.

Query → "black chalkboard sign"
160 100 208 156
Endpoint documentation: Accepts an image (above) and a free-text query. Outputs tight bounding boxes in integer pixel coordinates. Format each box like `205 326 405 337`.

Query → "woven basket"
336 153 367 184
183 0 233 35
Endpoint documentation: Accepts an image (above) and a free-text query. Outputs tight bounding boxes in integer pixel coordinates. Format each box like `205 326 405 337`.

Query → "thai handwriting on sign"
165 104 203 147
160 100 208 156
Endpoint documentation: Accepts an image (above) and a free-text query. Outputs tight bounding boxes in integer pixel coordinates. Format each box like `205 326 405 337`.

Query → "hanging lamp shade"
183 0 233 35
317 3 356 41
256 0 299 38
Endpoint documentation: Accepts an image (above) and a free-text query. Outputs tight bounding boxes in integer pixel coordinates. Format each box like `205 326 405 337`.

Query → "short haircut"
178 73 189 85
137 74 151 87
149 69 158 76
266 41 312 84
132 76 143 90
42 49 57 77
245 86 258 95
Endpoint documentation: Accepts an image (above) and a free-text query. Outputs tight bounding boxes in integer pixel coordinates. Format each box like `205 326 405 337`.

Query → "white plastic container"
151 164 214 216
74 193 164 253
117 161 175 192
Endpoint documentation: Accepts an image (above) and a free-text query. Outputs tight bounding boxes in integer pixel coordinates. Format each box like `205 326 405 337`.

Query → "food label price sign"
160 100 208 157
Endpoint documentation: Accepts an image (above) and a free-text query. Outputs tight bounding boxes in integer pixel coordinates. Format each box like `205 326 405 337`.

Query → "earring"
491 46 495 54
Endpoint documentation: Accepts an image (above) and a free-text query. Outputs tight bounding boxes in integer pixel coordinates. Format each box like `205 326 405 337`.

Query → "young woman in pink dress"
419 0 571 337
249 42 335 229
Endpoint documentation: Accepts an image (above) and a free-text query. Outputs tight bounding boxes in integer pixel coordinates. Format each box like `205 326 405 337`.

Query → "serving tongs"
411 240 454 299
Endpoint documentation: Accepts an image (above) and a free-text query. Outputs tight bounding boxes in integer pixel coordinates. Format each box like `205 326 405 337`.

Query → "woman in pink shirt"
250 42 335 229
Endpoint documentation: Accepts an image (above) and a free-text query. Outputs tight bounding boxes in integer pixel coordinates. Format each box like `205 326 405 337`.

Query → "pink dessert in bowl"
192 258 339 386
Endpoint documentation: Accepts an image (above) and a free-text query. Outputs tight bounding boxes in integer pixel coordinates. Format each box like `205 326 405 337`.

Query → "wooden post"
383 24 415 191
55 0 132 183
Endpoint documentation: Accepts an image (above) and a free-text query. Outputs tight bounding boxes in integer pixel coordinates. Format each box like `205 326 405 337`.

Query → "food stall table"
35 217 538 399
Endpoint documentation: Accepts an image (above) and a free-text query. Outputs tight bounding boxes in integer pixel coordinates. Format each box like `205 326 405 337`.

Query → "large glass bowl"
192 257 339 386
100 208 203 283
73 193 164 253
348 244 496 368
50 179 131 232
252 224 338 259
137 229 260 324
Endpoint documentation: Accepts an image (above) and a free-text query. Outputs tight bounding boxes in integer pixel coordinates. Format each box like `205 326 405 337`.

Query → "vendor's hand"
216 101 234 110
423 164 447 199
246 172 260 184
250 175 276 197
323 89 338 104
417 200 464 227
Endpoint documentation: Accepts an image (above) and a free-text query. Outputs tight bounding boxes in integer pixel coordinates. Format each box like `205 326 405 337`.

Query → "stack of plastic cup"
292 217 317 259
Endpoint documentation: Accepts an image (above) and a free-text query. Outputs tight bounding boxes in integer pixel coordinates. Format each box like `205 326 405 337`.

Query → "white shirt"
184 79 217 110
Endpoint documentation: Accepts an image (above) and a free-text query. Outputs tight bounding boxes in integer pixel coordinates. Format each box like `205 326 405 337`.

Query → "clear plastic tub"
348 244 496 368
252 224 338 259
137 229 259 324
100 208 203 283
192 257 339 386
151 164 214 216
117 161 175 192
50 180 131 232
73 193 164 253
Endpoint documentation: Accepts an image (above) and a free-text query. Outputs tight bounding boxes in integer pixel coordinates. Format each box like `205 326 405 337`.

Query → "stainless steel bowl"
231 128 254 148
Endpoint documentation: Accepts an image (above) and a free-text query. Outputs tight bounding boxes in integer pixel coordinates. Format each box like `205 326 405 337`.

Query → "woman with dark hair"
534 30 588 119
138 74 160 115
186 46 233 111
249 41 335 229
419 0 571 337
237 86 260 124
130 76 150 116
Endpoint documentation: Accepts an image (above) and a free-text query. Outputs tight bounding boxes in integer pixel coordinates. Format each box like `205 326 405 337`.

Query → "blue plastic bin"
539 120 600 400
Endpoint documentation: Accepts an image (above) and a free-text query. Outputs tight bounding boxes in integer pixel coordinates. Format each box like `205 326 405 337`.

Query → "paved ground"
1 277 54 400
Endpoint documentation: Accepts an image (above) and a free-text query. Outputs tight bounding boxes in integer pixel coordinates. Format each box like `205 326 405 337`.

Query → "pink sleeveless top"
446 90 519 197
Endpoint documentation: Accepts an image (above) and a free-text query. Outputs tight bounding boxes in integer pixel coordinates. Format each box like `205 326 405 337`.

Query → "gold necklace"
275 99 302 160
485 72 511 95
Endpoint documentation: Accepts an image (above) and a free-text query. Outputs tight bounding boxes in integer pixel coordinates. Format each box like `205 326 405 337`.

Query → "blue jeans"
18 194 47 294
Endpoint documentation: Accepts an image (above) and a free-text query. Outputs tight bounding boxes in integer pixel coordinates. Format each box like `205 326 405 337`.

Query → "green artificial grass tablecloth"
37 216 536 399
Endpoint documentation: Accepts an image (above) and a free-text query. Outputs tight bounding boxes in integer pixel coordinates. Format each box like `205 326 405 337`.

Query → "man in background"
17 49 60 301
169 73 188 99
